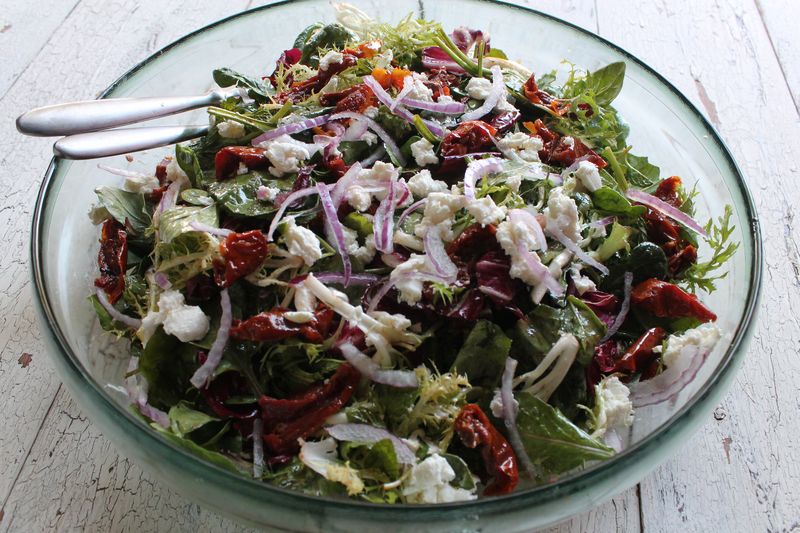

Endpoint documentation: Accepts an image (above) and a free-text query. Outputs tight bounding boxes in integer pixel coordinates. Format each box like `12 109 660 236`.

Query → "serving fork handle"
16 90 230 137
53 125 209 160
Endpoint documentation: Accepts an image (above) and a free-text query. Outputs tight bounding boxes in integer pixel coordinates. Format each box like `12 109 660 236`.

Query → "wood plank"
756 0 800 113
598 0 800 531
0 0 258 517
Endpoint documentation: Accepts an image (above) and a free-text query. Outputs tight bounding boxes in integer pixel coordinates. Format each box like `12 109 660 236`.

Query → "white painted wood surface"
0 0 795 531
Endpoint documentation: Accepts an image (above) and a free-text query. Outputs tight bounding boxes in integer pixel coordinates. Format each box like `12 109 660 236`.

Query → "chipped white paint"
0 0 795 532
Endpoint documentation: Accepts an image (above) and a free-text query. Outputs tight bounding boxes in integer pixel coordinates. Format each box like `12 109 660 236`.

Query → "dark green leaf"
206 173 293 218
138 327 198 408
591 187 646 220
156 428 249 475
264 457 347 496
450 320 512 391
159 205 218 244
95 186 151 236
296 24 357 67
88 295 132 338
341 439 400 480
181 188 214 207
442 453 477 490
586 62 626 106
516 392 613 476
213 67 271 103
175 144 209 188
168 401 218 437
625 153 661 189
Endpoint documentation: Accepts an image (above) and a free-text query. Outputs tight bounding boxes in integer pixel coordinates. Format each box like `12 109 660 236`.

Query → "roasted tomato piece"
525 119 606 169
631 278 717 323
214 230 269 287
613 327 667 374
653 176 683 208
438 120 498 175
215 146 270 180
229 305 334 344
95 218 127 304
486 110 521 135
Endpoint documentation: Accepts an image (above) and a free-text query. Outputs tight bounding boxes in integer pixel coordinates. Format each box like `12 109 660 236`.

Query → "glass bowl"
29 0 762 531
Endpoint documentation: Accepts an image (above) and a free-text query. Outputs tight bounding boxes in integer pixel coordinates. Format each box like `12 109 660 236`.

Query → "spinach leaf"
515 392 613 476
207 173 292 218
159 205 218 244
586 62 626 106
595 221 633 262
175 144 209 188
591 187 646 220
181 188 214 206
295 23 356 67
138 327 198 408
442 453 477 491
625 153 661 189
168 401 218 437
601 241 668 294
450 320 512 391
155 427 249 475
213 67 271 103
95 186 151 236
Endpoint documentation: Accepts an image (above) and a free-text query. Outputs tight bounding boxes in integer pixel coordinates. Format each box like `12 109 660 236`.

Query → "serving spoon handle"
53 125 209 160
16 89 234 137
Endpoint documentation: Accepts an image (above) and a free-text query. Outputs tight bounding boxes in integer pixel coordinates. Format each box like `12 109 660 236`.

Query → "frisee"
680 205 739 293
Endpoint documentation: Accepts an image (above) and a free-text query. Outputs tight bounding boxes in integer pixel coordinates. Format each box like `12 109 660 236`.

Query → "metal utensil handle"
16 91 223 136
53 125 209 160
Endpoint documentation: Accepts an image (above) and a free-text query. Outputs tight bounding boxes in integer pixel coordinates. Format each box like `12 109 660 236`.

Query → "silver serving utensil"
53 125 209 160
16 88 240 137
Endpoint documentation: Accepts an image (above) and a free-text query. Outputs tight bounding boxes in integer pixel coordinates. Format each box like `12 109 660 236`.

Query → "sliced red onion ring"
461 66 504 122
331 111 406 166
339 342 419 388
626 188 707 236
95 289 142 329
373 173 397 254
601 272 633 342
97 164 149 178
291 272 381 286
391 76 414 111
124 357 169 429
326 423 416 464
463 157 504 200
266 186 319 241
589 216 616 228
360 78 447 138
423 226 458 281
190 288 232 389
631 338 714 407
508 209 547 251
400 96 466 114
153 271 172 290
500 358 538 479
188 221 233 238
360 146 386 167
157 179 181 215
516 240 564 296
342 119 370 142
252 418 264 478
251 115 331 145
546 224 610 275
331 163 362 208
317 183 352 285
397 199 426 226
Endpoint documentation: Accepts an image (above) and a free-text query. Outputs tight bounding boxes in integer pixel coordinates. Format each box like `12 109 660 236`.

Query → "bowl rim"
29 0 763 517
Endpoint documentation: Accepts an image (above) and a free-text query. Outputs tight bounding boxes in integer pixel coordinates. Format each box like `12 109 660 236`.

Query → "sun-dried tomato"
343 40 381 59
526 119 606 169
214 230 269 287
215 146 270 180
446 223 499 263
454 404 519 496
654 176 683 208
267 47 302 88
486 110 521 135
333 83 377 114
229 305 335 344
438 120 498 175
197 357 260 420
94 218 127 304
631 278 717 322
423 68 459 100
259 363 360 455
154 156 172 185
612 327 667 373
667 244 697 276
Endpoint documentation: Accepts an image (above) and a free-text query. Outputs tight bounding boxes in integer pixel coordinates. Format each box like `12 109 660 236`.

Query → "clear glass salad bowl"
30 0 761 531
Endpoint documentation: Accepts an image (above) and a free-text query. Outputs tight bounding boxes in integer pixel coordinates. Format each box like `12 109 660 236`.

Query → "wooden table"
0 1 796 531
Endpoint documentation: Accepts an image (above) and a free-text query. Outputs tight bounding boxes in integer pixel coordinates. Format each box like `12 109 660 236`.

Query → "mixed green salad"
90 4 737 503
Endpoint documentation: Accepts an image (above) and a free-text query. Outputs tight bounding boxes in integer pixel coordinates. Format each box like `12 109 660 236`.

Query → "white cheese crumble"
258 134 319 177
466 196 506 226
123 174 160 194
662 323 721 369
406 73 434 102
407 169 448 198
402 454 476 504
217 120 245 139
590 375 634 439
495 213 548 288
319 50 344 71
544 187 581 241
410 137 439 167
257 185 280 202
284 311 315 324
414 191 466 241
139 289 210 344
342 227 377 263
165 158 189 183
390 254 429 305
563 136 575 148
574 160 603 192
294 284 317 313
299 438 364 496
497 132 544 163
490 388 519 418
465 76 515 112
345 161 399 212
283 217 323 266
570 265 597 295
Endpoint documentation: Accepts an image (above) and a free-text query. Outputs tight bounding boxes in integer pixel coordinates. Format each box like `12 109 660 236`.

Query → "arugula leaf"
138 327 198 408
341 439 400 480
95 186 151 236
168 401 218 437
207 173 293 218
450 320 511 391
586 62 626 106
515 392 614 476
213 67 271 103
159 205 219 244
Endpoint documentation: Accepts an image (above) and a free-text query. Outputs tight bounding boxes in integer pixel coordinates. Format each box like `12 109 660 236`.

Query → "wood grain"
756 0 800 113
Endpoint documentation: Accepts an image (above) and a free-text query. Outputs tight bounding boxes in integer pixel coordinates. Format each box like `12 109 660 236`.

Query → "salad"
89 4 738 503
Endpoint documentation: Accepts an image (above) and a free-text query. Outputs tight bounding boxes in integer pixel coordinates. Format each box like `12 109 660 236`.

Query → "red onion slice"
601 271 633 342
626 188 707 236
360 78 447 138
397 199 426 226
188 221 233 238
516 240 564 297
124 357 169 429
190 288 232 389
157 179 181 215
266 186 319 241
326 423 417 464
95 289 142 329
400 97 466 114
251 115 331 145
153 271 172 290
500 358 538 479
589 216 616 228
97 164 149 178
461 66 504 122
631 338 714 408
373 174 397 254
317 183 352 285
391 76 414 111
331 111 406 166
340 342 418 388
291 272 381 286
463 157 504 200
252 418 264 478
331 163 362 208
546 224 610 276
423 226 458 281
